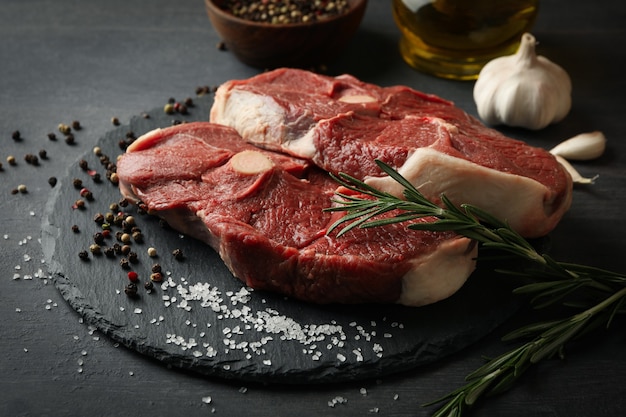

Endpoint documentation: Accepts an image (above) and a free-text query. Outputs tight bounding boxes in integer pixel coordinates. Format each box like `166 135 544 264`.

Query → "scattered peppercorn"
147 247 158 257
65 134 75 145
118 198 129 208
73 199 86 210
132 231 143 243
101 223 111 231
127 271 139 282
128 252 138 263
71 225 80 233
58 123 71 135
0 162 4 171
144 280 154 290
47 132 57 141
121 244 131 255
79 159 89 170
12 130 21 141
72 178 83 189
124 283 138 297
150 272 163 282
89 243 102 255
38 149 48 159
119 258 130 269
164 103 175 114
11 188 18 195
48 176 57 187
111 117 120 126
72 120 82 130
24 154 39 165
104 247 116 258
93 232 105 245
93 146 102 156
78 250 89 260
217 41 227 51
17 184 27 194
7 155 17 166
93 213 105 224
151 263 162 273
172 248 185 261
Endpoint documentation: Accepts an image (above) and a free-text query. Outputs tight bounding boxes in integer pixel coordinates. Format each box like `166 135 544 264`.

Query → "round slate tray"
42 93 521 384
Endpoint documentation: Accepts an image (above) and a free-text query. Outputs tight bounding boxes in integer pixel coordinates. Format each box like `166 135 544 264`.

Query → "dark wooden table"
1 1 625 416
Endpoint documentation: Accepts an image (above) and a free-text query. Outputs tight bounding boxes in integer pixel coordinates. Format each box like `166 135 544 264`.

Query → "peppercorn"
7 155 16 166
17 184 28 194
10 188 18 195
65 134 75 145
101 223 111 231
101 229 111 239
39 149 48 159
93 213 105 224
121 244 131 255
104 247 115 258
164 103 175 114
93 146 102 156
105 212 115 224
93 232 105 245
118 198 129 208
73 199 85 210
12 130 21 141
119 258 130 269
72 120 82 130
113 243 122 255
109 202 119 212
72 178 83 189
0 162 3 171
71 225 80 233
144 280 154 290
48 177 57 187
150 272 163 283
147 247 158 257
89 243 102 255
111 117 120 126
47 132 57 141
124 283 138 297
127 271 139 282
172 248 184 261
58 123 71 135
132 231 143 243
78 250 89 260
128 252 138 263
25 154 39 166
109 172 119 185
151 263 162 273
184 97 194 107
79 159 89 170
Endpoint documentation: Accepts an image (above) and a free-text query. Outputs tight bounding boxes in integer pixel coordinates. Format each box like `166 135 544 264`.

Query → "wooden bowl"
204 0 368 69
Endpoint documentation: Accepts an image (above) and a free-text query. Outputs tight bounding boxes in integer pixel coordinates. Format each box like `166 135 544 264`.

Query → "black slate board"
42 94 521 384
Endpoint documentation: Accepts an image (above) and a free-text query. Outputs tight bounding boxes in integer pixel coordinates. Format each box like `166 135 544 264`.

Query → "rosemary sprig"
326 160 626 417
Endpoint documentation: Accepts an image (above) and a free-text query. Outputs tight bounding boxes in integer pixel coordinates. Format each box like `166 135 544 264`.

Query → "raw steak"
116 122 477 306
211 68 573 238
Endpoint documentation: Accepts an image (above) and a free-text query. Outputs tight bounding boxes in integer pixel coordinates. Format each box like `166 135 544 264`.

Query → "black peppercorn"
78 250 89 260
12 130 21 141
39 149 48 159
71 225 80 233
124 283 138 297
47 132 57 141
79 159 89 170
172 248 185 261
93 232 105 245
93 213 105 224
104 247 116 258
65 134 75 145
128 252 138 263
72 178 83 189
119 258 130 269
144 280 154 290
151 263 162 273
48 177 57 187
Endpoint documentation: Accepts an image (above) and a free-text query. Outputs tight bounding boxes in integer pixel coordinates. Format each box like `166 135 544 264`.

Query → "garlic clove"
473 33 572 130
553 155 599 185
549 131 607 161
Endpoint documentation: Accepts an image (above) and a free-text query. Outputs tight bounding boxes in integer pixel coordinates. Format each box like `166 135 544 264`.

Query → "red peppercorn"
127 271 139 282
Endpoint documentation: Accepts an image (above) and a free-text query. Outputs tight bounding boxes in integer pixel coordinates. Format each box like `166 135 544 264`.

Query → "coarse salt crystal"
202 396 212 404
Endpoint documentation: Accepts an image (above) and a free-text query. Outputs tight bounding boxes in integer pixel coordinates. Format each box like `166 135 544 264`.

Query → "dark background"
1 1 625 416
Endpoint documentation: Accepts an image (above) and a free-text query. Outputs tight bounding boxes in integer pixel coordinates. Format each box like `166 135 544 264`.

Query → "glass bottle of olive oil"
392 0 539 80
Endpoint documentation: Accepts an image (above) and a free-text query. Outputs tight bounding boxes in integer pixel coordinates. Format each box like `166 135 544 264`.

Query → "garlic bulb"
473 33 572 130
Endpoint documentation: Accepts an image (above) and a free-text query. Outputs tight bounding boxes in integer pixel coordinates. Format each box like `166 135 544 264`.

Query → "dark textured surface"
2 1 626 416
41 93 520 384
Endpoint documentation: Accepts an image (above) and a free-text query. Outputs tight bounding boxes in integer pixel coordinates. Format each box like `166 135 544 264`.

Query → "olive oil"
392 0 539 80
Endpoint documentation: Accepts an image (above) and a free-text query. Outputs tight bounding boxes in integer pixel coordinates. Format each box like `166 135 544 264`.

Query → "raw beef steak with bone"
117 122 477 306
211 68 573 238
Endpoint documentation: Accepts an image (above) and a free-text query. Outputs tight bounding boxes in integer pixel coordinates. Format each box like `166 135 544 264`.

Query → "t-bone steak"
210 68 573 238
116 122 477 306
